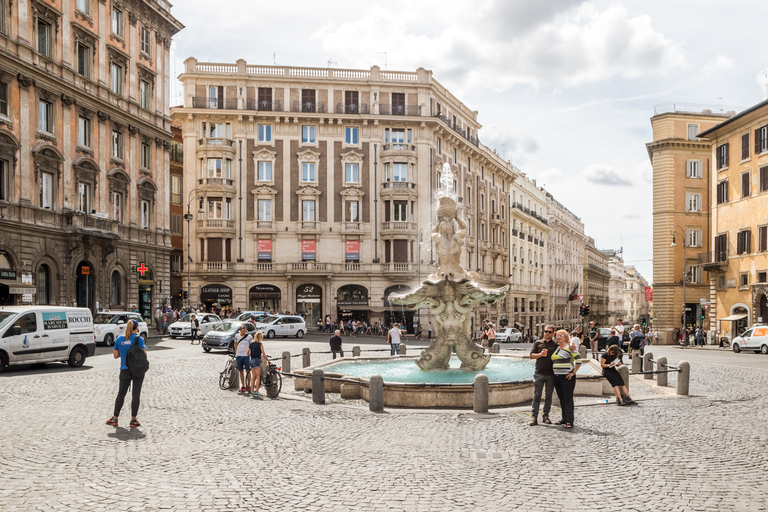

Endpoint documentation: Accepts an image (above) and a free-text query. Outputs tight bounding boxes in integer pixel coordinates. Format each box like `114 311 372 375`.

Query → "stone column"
473 374 489 413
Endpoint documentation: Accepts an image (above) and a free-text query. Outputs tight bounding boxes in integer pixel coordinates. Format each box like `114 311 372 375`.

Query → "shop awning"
719 314 747 321
0 279 36 294
514 322 524 328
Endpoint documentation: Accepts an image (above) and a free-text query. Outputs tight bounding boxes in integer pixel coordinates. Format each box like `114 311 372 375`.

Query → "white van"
0 306 95 372
732 325 768 354
254 315 306 338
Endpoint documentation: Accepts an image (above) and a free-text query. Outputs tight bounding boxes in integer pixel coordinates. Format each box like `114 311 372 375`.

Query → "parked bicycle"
219 355 239 390
263 358 282 398
219 354 281 398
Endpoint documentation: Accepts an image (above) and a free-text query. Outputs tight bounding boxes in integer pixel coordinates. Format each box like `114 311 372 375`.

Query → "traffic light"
183 291 189 299
583 305 590 316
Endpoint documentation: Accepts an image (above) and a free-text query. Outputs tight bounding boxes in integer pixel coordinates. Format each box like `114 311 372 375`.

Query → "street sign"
576 294 584 302
703 304 710 310
684 307 692 311
81 266 90 275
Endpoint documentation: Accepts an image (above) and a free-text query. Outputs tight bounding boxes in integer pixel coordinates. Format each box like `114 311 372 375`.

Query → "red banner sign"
345 240 359 260
645 286 653 302
257 239 272 260
302 239 316 260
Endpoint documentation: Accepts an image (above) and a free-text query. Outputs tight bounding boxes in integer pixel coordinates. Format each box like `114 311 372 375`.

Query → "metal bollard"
312 368 325 404
618 364 630 391
473 373 489 413
643 352 653 380
398 344 407 355
656 357 668 387
302 347 311 368
282 351 291 375
369 375 384 412
677 361 690 396
352 346 361 357
491 343 500 354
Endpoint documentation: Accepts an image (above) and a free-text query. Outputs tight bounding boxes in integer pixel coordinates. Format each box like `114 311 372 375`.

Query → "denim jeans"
531 372 555 417
390 343 400 356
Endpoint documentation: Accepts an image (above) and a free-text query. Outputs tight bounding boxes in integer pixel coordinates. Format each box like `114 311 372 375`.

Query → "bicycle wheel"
265 370 282 398
219 370 232 390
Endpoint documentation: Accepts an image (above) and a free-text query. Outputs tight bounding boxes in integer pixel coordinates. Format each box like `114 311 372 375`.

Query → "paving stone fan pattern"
1 356 767 511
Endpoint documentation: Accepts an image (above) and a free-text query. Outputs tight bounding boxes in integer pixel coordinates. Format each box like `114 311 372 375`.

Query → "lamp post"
184 189 206 310
671 226 688 346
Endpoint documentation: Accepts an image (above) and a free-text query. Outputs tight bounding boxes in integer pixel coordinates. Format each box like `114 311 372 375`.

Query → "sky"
168 0 768 282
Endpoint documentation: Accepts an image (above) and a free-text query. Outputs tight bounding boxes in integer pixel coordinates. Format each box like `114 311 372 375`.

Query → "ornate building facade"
0 0 182 317
583 237 610 327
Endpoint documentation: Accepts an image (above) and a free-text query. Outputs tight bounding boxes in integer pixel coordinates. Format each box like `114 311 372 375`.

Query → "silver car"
202 321 257 353
168 314 222 338
495 328 523 343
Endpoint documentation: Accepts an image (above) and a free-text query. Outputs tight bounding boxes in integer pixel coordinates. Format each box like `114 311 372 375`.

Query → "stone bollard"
302 347 311 368
631 351 642 374
398 344 407 355
473 373 489 413
352 346 361 357
618 364 630 391
369 375 384 412
312 368 325 404
643 352 653 380
578 345 588 360
677 361 690 396
491 343 500 354
282 351 291 375
656 357 668 387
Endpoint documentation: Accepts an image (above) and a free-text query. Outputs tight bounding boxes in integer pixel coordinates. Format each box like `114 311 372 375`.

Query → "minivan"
254 315 306 338
0 306 95 372
732 326 768 354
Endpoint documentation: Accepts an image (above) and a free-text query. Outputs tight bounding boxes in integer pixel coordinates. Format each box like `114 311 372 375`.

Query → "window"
110 63 123 95
393 201 407 222
715 233 728 261
742 172 751 198
756 126 768 154
437 137 441 154
170 254 182 273
37 19 52 58
37 265 50 305
302 126 315 143
41 172 53 209
140 27 151 56
686 229 702 247
345 200 359 222
391 92 405 115
258 162 272 182
171 214 182 235
77 116 90 147
453 147 457 162
112 130 123 159
742 133 750 160
208 199 223 219
717 143 729 169
301 163 315 182
207 158 223 178
686 160 702 178
759 271 767 283
716 180 728 204
345 163 359 184
77 43 90 77
140 142 151 169
111 8 123 37
0 159 8 201
112 191 122 222
258 88 272 110
140 200 150 229
140 80 151 110
258 124 272 142
391 129 405 144
111 270 121 305
258 200 272 221
466 186 471 204
685 265 702 284
345 127 358 145
687 124 698 140
208 86 220 109
345 91 359 113
302 200 315 221
77 182 91 213
740 273 749 288
759 225 768 252
0 82 7 116
738 229 752 255
76 0 90 14
301 89 315 112
392 163 407 182
761 166 768 192
170 175 181 204
686 193 702 212
208 122 231 139
39 100 53 133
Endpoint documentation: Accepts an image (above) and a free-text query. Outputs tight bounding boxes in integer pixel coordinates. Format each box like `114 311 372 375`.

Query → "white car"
495 327 523 343
732 325 768 354
93 311 148 346
254 315 306 339
168 314 222 339
235 311 266 322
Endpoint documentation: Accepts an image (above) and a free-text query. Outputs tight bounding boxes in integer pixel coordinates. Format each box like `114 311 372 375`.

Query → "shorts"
249 358 261 368
235 356 250 371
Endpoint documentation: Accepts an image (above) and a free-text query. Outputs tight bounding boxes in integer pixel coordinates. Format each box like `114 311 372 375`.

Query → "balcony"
432 113 480 147
382 181 416 190
245 99 284 112
299 220 320 232
202 262 235 271
382 143 416 154
381 263 413 273
511 202 549 225
342 221 362 232
292 101 326 113
345 262 362 272
65 212 120 239
254 220 276 231
197 219 236 235
197 137 236 155
289 262 329 272
335 103 369 114
381 221 416 234
379 104 420 116
192 97 238 109
252 262 275 272
699 251 728 272
198 178 235 187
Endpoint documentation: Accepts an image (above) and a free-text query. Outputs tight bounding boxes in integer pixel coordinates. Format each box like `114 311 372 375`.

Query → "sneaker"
106 417 118 426
529 417 538 426
542 415 552 425
253 392 263 398
129 419 141 428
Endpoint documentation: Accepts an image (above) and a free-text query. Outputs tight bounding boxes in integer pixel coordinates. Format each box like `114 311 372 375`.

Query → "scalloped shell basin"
323 356 597 384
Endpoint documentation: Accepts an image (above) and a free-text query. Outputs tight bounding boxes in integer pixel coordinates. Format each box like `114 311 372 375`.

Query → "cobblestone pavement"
1 342 768 512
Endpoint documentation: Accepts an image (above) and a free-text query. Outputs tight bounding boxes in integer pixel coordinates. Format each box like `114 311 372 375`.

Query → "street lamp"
185 189 206 310
670 226 689 346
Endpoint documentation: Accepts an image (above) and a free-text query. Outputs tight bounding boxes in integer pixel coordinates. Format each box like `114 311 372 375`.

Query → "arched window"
111 270 121 306
37 264 50 305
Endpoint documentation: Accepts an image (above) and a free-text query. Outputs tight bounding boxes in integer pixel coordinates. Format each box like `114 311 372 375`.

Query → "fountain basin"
294 354 614 409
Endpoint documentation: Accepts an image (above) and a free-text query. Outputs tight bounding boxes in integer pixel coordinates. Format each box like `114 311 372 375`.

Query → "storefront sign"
22 294 34 303
345 240 360 261
337 285 368 306
200 284 232 301
645 286 653 302
302 240 316 260
9 286 36 295
249 284 280 299
257 239 272 260
296 284 322 302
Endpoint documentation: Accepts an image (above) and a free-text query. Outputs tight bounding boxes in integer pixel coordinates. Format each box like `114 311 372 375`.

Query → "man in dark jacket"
330 330 344 359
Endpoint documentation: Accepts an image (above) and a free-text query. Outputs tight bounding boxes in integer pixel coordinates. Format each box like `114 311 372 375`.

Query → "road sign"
703 304 710 310
576 294 584 302
81 266 90 275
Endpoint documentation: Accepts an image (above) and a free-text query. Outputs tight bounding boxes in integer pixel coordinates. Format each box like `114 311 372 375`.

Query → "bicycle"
262 359 282 398
219 355 240 390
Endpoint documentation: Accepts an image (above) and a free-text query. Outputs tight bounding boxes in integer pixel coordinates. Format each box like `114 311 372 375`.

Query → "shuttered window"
717 143 729 169
737 230 751 255
742 133 750 160
714 234 728 262
742 172 751 198
716 180 728 204
760 166 768 192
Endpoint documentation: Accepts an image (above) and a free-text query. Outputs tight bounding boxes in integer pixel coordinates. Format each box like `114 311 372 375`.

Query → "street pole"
186 202 191 310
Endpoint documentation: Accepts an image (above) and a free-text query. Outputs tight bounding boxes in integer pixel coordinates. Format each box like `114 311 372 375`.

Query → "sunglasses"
544 330 553 334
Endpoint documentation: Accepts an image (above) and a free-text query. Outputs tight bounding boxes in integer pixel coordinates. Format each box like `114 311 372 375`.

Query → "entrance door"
76 261 93 311
139 286 153 323
4 311 41 363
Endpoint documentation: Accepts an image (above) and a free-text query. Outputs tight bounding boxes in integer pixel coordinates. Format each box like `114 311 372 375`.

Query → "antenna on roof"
327 59 337 68
717 97 723 112
273 53 276 66
377 52 388 69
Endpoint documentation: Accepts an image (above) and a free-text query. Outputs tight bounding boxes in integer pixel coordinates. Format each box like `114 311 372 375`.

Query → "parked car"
93 311 148 346
496 327 523 343
254 315 306 339
202 321 257 353
595 328 612 351
732 325 768 354
235 311 266 322
168 314 222 339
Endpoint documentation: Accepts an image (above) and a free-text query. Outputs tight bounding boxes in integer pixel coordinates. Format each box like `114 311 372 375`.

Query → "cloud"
582 164 634 186
478 126 539 163
536 167 565 185
702 54 734 78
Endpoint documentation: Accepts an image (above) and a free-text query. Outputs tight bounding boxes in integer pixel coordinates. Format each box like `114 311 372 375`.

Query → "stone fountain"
388 163 509 371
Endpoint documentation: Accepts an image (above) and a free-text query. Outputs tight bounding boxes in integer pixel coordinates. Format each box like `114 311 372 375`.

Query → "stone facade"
0 1 183 317
623 265 650 326
583 237 610 327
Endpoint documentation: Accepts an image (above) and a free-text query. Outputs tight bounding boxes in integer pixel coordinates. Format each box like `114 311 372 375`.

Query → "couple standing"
529 325 581 429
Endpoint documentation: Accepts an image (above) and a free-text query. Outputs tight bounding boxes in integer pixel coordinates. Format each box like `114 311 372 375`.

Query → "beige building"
0 0 182 317
647 104 734 343
583 237 610 327
697 99 768 341
623 265 650 326
172 59 524 332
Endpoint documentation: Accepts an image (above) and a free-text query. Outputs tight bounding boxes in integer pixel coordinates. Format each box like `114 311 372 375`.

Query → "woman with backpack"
107 319 147 428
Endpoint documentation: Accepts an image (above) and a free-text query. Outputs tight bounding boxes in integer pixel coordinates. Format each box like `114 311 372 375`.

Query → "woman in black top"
600 345 636 405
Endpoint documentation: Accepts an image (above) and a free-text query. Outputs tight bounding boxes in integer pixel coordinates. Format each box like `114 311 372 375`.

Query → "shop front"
249 284 281 312
336 284 370 324
201 284 232 311
296 284 322 328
